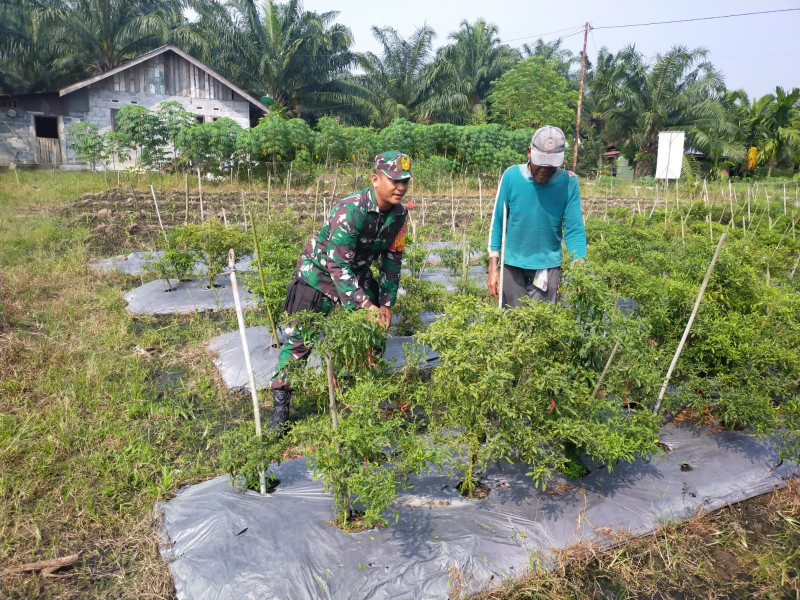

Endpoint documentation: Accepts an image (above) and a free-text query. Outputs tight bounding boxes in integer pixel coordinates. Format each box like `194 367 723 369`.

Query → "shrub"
171 219 251 285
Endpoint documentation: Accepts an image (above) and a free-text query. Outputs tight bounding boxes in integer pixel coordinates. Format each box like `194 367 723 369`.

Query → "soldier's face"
372 171 409 210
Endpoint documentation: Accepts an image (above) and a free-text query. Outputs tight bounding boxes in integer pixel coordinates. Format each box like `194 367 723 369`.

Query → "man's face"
527 147 557 183
371 171 409 209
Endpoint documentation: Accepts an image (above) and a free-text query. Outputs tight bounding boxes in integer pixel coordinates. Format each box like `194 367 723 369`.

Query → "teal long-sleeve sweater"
488 164 586 269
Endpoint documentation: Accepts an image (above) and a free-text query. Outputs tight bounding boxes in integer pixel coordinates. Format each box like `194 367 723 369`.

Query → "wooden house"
0 45 267 168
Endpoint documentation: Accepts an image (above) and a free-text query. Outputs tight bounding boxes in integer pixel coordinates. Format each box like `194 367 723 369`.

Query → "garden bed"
158 424 798 600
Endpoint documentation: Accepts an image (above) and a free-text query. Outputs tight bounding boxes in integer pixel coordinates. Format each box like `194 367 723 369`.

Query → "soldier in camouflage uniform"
269 151 412 430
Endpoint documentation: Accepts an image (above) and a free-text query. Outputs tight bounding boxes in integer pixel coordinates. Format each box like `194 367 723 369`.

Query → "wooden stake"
184 170 189 224
228 249 267 495
150 185 168 246
326 354 339 429
783 183 787 214
498 202 508 309
591 340 620 399
285 161 292 202
197 168 204 221
654 228 728 415
313 177 319 222
478 176 483 220
241 189 247 230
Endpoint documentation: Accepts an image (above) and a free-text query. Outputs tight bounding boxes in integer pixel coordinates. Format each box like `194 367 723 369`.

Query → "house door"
35 116 62 164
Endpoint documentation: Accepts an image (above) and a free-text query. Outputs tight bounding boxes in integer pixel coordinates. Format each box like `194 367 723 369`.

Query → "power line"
592 7 800 30
502 25 585 45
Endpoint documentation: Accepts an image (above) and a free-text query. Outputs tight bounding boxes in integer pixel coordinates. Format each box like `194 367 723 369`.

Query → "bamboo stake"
498 202 508 309
461 229 469 285
249 212 279 346
128 182 140 211
285 161 292 202
783 183 787 214
729 181 734 218
150 185 168 246
313 177 319 222
653 229 728 415
326 354 339 429
267 174 271 222
241 189 247 230
478 176 483 220
790 251 800 280
222 207 228 228
752 291 781 347
12 163 20 188
197 168 204 221
228 249 267 495
184 170 189 224
591 340 620 399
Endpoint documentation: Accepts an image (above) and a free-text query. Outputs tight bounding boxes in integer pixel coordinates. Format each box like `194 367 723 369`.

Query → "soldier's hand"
378 306 392 330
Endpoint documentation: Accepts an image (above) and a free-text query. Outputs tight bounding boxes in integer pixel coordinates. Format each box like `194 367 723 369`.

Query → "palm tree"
193 0 358 119
522 37 583 83
355 25 438 126
0 0 72 94
423 19 519 124
37 0 195 76
591 45 742 179
747 87 800 175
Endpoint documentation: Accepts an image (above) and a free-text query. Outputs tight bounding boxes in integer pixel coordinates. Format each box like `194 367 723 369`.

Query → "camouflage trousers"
270 277 378 391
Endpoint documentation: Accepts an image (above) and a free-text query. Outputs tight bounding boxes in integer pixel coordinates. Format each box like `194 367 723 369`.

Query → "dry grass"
472 479 800 600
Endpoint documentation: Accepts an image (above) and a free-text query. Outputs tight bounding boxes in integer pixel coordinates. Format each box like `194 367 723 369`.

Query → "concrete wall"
0 110 36 166
60 88 250 168
0 78 252 168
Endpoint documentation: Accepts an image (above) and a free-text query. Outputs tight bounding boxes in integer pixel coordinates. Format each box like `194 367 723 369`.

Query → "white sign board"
655 131 685 180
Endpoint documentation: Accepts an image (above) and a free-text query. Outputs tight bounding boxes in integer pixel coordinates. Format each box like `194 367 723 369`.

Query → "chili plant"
287 308 439 528
417 295 660 497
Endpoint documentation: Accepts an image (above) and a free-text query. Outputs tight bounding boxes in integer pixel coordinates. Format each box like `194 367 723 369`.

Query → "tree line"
2 0 799 178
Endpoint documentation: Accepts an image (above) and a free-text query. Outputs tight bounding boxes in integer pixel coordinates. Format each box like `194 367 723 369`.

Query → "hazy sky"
301 0 800 99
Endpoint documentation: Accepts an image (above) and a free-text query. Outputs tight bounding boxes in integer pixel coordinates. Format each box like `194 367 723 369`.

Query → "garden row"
187 191 800 529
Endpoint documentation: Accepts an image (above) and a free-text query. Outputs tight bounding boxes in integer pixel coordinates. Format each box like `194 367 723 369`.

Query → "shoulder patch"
388 223 406 252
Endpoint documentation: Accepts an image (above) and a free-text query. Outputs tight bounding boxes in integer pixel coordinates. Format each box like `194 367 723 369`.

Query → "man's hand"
571 258 586 268
378 306 392 330
363 302 390 330
487 256 500 300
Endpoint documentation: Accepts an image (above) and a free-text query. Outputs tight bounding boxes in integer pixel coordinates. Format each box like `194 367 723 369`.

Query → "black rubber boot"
269 389 292 432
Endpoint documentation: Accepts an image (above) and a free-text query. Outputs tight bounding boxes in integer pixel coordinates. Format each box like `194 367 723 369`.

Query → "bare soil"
61 186 643 257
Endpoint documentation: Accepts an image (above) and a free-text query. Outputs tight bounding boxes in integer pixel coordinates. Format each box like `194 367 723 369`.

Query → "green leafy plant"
287 308 439 529
68 122 107 172
219 424 282 492
171 219 250 285
417 295 661 496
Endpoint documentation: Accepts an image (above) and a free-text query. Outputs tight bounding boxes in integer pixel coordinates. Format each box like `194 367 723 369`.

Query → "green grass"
1 170 260 598
1 168 798 599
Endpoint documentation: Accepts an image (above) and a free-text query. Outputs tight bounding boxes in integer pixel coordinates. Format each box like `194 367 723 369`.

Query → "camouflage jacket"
295 187 407 309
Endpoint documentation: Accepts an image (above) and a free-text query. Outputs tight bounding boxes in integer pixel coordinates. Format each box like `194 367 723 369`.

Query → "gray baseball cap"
530 125 566 167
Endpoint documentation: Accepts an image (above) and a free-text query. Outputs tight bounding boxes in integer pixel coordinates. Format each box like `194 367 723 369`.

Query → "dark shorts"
270 277 380 391
501 264 561 308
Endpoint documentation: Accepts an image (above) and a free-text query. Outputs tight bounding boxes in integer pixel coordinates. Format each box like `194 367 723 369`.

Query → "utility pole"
572 21 590 171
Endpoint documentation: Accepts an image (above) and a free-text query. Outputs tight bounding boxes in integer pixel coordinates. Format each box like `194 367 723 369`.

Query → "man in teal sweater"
487 125 586 307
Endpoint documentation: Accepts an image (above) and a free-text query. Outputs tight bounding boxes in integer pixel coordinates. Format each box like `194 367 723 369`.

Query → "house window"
34 116 59 139
195 115 204 124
